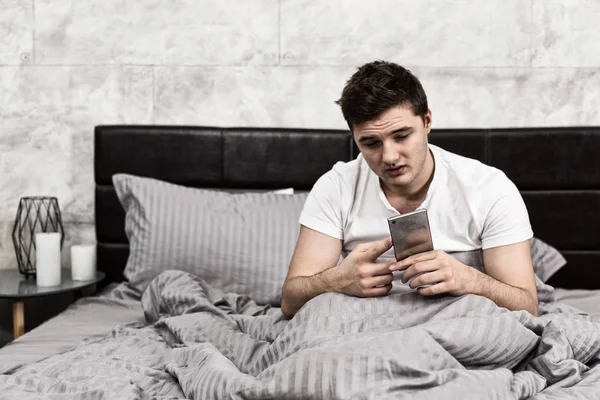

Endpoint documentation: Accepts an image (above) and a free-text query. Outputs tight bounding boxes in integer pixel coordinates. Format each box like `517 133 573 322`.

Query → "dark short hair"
335 61 428 130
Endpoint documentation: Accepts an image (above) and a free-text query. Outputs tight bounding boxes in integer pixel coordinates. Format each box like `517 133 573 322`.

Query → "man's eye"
365 142 379 148
395 135 408 141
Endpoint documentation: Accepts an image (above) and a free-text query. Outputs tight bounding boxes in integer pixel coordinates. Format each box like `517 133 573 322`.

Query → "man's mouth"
386 165 407 176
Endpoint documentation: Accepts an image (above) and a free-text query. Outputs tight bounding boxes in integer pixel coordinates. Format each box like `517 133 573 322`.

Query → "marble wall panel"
152 66 354 129
280 0 532 67
0 66 153 223
34 0 279 66
532 0 600 67
0 0 33 65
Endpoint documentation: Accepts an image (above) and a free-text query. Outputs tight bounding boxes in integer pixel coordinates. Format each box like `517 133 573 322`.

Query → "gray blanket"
1 269 600 399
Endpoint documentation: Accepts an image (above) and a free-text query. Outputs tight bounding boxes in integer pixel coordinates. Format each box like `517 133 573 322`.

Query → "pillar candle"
35 232 62 287
71 244 96 281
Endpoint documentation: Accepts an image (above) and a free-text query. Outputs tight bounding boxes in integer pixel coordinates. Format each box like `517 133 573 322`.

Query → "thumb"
363 236 393 261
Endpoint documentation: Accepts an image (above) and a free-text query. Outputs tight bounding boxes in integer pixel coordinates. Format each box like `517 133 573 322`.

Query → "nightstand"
0 269 105 339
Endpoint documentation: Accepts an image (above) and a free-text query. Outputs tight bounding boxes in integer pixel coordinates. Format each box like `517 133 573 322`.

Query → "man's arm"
476 240 538 315
472 173 538 314
391 240 538 316
281 226 395 319
281 226 343 318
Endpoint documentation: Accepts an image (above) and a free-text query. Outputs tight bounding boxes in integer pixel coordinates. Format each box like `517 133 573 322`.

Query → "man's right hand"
282 228 395 319
334 236 395 297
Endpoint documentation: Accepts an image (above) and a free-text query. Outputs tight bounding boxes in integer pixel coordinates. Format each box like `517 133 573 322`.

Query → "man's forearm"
470 270 538 316
281 267 341 319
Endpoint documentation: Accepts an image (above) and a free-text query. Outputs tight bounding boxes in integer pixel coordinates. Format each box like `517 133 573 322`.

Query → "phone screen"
387 209 434 261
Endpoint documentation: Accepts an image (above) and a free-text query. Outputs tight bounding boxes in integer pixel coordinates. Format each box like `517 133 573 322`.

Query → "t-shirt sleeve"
298 170 345 240
480 173 534 250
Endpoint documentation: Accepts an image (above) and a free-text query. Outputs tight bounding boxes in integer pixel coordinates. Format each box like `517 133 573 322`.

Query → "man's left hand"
389 250 478 296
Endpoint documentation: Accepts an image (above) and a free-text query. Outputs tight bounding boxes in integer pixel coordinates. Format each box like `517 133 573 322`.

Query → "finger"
417 281 449 296
362 273 394 289
362 236 393 262
357 260 395 279
363 283 393 297
390 250 438 271
347 237 391 263
370 259 397 276
401 259 440 283
409 270 447 290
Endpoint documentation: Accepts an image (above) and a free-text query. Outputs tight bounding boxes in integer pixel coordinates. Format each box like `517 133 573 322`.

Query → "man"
281 61 538 319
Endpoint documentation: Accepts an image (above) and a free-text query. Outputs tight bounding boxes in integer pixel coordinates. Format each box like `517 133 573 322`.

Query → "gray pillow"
113 174 308 305
529 237 566 283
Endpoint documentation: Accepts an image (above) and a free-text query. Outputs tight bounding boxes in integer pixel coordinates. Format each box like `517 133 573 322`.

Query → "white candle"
71 244 96 281
35 232 62 287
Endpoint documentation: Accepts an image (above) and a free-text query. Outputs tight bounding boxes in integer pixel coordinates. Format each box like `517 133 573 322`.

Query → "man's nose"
382 143 398 165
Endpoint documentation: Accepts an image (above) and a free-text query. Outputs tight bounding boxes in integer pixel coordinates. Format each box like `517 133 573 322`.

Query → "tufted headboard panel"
94 125 600 289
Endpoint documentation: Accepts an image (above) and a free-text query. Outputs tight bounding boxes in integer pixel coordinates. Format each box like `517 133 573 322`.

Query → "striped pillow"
530 237 566 283
113 174 308 305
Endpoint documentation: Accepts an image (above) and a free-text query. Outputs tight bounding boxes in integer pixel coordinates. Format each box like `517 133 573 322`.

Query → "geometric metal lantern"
11 196 65 278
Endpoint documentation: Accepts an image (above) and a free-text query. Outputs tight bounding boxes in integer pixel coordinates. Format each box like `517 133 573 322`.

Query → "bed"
0 125 599 399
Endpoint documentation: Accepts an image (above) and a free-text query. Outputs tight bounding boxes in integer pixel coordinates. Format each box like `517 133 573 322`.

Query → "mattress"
0 282 144 374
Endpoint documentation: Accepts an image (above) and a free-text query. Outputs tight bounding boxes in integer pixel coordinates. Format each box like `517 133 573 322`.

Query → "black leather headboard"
94 125 600 289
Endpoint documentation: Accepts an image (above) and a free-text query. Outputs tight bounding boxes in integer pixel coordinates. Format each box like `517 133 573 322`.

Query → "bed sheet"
0 282 144 374
554 287 600 322
0 283 596 374
1 271 599 399
0 277 598 398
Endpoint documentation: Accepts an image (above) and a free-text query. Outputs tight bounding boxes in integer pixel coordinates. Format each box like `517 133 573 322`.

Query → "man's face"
353 105 432 193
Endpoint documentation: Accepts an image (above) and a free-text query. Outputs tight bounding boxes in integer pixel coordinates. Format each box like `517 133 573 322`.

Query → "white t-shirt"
298 144 534 262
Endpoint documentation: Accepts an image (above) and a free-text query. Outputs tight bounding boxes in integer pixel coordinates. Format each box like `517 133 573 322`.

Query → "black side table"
0 269 105 339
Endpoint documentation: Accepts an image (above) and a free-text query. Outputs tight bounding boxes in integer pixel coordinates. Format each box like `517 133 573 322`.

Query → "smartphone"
387 209 435 289
387 208 434 262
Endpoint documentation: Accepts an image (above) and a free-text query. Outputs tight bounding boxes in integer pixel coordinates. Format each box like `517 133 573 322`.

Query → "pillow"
113 174 308 305
529 237 566 283
271 188 294 195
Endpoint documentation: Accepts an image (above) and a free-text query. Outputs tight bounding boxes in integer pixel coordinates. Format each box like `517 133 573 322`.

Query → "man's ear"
424 109 433 133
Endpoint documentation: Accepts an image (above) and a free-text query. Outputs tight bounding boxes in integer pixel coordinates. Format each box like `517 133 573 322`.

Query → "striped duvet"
1 269 599 399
